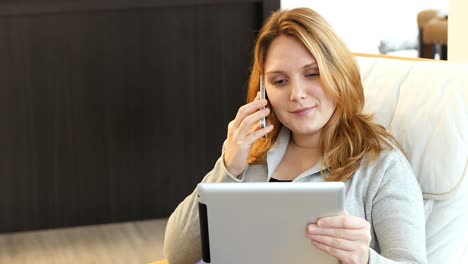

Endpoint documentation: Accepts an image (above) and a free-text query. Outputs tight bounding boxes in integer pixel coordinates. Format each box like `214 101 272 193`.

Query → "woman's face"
264 35 336 137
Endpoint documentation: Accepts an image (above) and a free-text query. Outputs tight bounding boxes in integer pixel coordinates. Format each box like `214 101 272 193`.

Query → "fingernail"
308 224 319 233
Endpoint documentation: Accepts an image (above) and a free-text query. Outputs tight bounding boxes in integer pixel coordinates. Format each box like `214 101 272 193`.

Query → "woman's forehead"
264 35 317 74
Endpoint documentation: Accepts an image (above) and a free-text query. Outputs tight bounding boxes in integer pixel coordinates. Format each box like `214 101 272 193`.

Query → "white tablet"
197 182 345 264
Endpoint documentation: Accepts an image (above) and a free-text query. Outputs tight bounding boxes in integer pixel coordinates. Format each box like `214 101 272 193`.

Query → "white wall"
281 0 447 56
448 0 468 61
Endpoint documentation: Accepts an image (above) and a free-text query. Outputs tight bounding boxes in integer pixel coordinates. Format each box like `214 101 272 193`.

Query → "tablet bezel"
197 182 345 264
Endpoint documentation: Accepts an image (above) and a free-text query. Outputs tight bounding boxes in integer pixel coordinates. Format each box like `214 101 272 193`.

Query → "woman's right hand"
223 93 274 176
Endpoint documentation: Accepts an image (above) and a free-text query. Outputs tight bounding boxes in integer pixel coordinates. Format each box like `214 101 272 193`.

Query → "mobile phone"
260 75 267 138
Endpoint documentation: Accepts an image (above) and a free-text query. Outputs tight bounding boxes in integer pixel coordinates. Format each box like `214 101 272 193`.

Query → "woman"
164 7 427 264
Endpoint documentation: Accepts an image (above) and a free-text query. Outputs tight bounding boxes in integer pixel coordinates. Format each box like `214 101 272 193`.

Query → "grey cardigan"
164 127 428 264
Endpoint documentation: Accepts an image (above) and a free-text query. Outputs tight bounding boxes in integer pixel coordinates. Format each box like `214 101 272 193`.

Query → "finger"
247 121 262 135
227 120 236 137
247 117 273 133
307 224 364 241
244 124 274 144
308 234 355 251
231 99 268 129
236 107 270 136
247 117 275 138
238 122 274 146
311 240 351 261
317 215 369 230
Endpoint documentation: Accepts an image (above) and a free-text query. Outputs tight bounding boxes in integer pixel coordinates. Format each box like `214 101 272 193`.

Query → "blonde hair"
247 8 399 181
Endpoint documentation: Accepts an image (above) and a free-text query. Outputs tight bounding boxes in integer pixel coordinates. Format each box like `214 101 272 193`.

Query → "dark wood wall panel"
0 0 280 233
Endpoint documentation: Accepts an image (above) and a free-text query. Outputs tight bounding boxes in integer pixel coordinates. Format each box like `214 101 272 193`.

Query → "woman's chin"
286 124 320 136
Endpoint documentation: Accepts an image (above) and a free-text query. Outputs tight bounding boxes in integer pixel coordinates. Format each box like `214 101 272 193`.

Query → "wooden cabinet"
0 0 280 233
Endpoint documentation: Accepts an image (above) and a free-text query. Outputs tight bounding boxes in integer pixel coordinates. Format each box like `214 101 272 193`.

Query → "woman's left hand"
306 212 371 264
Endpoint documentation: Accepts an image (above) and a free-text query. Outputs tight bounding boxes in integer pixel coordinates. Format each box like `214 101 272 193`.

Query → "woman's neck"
290 132 321 150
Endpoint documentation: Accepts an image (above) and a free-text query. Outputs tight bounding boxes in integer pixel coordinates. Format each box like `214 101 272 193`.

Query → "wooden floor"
0 218 167 264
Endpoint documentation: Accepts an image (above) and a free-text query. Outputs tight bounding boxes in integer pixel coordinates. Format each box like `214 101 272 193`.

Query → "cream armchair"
153 54 468 264
357 54 468 263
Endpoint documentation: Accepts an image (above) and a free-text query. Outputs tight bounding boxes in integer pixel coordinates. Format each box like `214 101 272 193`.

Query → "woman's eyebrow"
303 63 318 69
265 70 285 75
265 62 318 75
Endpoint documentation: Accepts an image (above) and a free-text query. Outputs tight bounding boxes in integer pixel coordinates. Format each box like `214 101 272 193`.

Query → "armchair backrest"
356 54 468 264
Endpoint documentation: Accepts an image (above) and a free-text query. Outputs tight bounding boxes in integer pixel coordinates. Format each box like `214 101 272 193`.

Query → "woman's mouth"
290 106 315 116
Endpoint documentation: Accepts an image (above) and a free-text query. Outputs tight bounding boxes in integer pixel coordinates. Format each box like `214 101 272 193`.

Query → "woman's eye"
306 72 320 78
272 79 287 86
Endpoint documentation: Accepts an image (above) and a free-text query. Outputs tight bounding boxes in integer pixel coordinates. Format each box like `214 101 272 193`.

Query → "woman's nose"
289 81 307 101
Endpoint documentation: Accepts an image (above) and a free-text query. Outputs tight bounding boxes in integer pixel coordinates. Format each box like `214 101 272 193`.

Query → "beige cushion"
357 55 467 200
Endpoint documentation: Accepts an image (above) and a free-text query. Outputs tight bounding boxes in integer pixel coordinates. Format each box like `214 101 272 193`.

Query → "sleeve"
368 152 428 264
163 152 247 264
